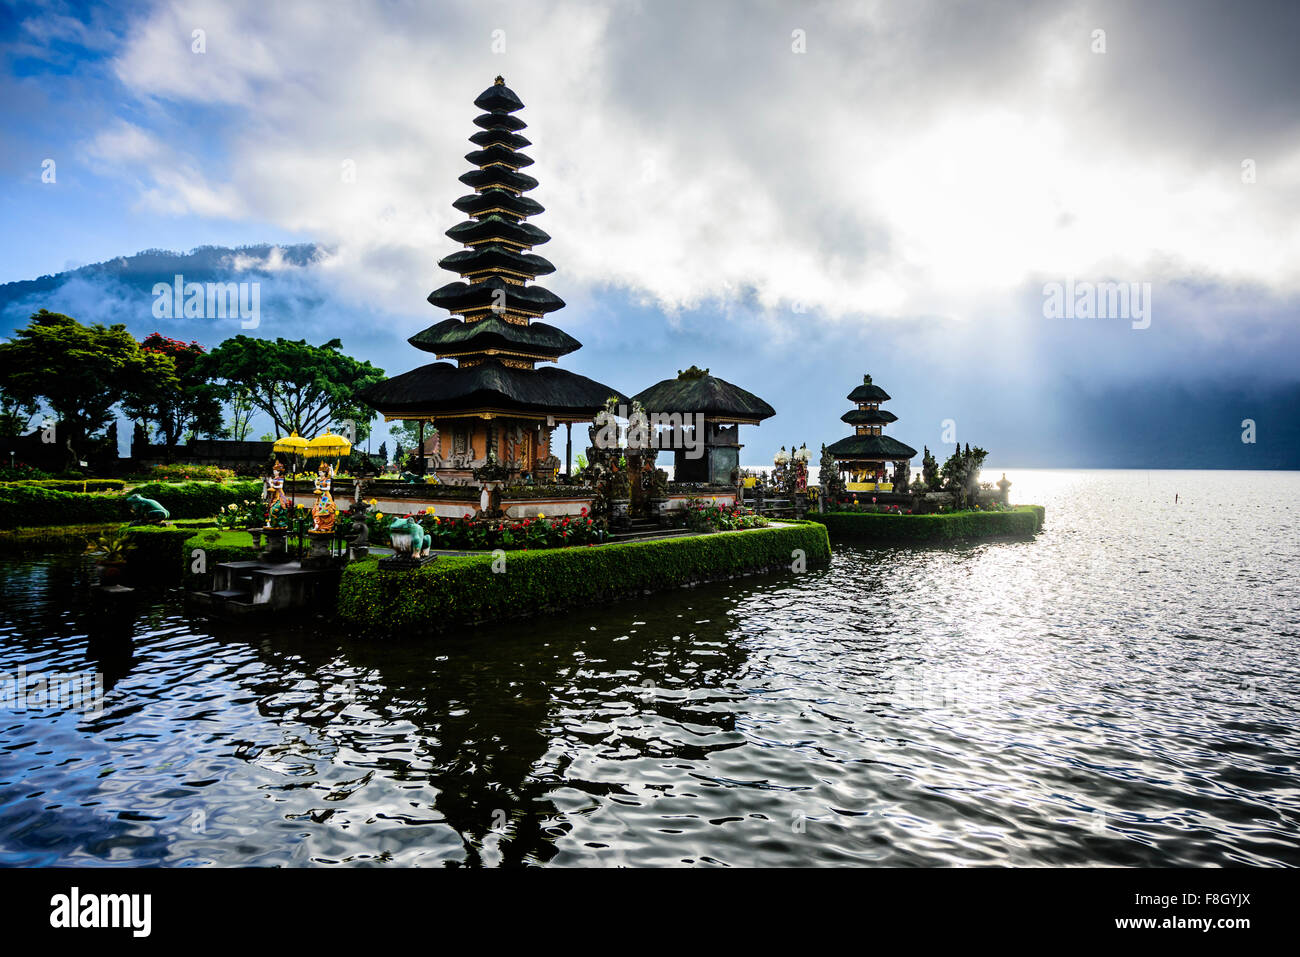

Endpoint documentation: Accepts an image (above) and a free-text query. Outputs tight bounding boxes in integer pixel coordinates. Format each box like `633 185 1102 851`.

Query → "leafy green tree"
0 310 161 462
0 387 38 438
121 333 225 450
197 336 385 441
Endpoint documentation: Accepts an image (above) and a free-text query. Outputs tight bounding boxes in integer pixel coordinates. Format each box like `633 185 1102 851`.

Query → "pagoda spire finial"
494 75 505 85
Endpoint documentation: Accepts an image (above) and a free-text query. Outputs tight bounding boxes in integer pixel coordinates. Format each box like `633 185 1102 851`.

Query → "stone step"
210 589 255 604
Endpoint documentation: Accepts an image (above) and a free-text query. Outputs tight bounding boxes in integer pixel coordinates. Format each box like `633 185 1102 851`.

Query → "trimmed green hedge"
179 529 260 586
123 526 260 584
0 478 125 493
808 505 1045 544
130 480 262 519
0 485 126 528
338 520 831 637
0 480 262 527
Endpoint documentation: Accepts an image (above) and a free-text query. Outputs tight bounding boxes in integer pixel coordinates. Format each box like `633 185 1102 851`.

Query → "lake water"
1 469 1298 866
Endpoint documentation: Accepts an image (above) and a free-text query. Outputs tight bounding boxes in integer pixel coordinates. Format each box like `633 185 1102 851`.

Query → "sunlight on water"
1 470 1298 866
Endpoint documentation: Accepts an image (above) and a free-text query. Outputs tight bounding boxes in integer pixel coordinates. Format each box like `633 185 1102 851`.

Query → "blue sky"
2 0 1299 468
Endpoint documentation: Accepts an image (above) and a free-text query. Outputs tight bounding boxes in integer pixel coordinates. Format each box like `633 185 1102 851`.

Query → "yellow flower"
537 512 545 519
375 511 384 521
425 506 435 514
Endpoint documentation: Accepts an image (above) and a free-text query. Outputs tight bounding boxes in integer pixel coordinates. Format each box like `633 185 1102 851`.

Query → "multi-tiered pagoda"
362 77 623 482
825 374 917 490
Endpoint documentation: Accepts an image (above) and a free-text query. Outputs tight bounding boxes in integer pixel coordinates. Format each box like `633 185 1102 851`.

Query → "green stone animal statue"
388 516 430 558
125 492 170 524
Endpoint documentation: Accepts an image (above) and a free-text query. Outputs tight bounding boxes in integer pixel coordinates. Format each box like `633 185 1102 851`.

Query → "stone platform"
189 559 343 618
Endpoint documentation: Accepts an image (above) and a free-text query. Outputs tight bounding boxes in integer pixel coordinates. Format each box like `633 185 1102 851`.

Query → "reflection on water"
1 470 1298 866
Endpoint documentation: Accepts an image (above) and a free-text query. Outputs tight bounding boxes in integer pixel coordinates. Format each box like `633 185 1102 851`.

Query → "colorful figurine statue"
311 461 337 533
265 461 292 529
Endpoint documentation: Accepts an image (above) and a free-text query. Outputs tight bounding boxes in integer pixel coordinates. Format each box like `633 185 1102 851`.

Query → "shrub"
145 463 237 483
671 501 768 533
123 526 259 584
0 478 126 493
808 506 1045 544
360 504 610 550
130 480 262 519
337 521 831 636
0 479 262 527
0 485 128 528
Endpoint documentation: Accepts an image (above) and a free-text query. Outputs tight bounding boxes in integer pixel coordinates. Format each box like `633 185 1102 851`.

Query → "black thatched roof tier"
633 369 775 424
465 145 533 169
362 359 624 418
469 129 531 150
446 215 549 248
474 79 525 113
453 190 544 220
841 408 898 425
825 434 918 459
439 245 555 278
848 380 891 402
427 278 564 315
459 166 539 193
473 111 526 132
408 317 580 359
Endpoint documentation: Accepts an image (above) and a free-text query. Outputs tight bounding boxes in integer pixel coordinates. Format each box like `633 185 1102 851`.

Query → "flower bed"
361 504 608 550
671 501 769 533
808 506 1045 544
337 520 832 636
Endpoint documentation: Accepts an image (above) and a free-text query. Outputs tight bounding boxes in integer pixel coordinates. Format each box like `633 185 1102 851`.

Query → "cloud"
91 0 1300 333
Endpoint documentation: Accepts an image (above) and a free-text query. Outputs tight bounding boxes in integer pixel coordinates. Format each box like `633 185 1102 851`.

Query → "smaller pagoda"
632 366 775 485
825 374 917 491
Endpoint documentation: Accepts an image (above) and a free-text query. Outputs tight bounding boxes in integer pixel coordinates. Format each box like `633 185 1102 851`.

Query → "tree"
224 385 256 441
378 441 388 465
388 419 425 448
0 387 38 438
0 310 159 463
198 336 385 441
121 333 225 450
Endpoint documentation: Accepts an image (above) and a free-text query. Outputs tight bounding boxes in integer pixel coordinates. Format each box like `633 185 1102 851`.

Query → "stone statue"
345 503 370 559
125 493 169 524
388 516 430 558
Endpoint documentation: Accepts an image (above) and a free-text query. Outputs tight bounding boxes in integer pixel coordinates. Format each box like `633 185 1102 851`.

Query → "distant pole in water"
1175 493 1179 504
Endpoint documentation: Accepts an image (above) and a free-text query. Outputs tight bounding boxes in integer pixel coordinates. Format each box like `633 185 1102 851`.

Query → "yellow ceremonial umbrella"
272 431 309 506
304 431 352 461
